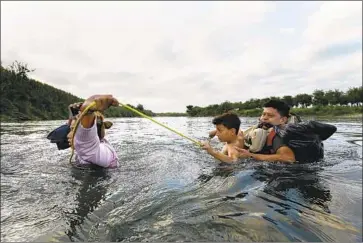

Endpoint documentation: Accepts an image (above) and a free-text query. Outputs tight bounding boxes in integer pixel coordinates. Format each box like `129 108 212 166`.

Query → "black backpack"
277 120 337 163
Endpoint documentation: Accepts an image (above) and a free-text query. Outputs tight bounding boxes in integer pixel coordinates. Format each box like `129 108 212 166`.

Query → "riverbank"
1 106 361 122
155 106 362 118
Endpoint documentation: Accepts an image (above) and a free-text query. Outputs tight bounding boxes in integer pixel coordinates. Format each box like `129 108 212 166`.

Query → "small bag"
244 125 271 153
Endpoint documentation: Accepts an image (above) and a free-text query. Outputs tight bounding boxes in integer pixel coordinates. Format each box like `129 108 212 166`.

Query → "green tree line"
186 87 363 117
0 61 155 121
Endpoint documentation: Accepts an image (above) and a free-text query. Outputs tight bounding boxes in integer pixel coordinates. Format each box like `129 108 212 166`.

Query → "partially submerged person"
207 100 336 163
235 100 297 163
47 94 120 168
201 112 242 163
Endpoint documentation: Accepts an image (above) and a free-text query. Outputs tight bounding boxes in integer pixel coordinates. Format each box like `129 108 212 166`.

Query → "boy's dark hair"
212 112 241 134
263 100 290 117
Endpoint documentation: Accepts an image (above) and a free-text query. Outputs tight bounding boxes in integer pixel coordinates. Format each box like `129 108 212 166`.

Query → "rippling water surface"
1 117 362 242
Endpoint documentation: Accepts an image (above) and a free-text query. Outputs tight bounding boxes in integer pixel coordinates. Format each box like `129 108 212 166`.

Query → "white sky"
1 1 362 112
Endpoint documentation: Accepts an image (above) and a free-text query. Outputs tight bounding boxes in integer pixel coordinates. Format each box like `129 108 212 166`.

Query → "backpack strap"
266 129 277 153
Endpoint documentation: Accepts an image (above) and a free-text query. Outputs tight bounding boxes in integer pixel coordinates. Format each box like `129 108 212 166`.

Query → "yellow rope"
118 102 202 146
69 100 202 163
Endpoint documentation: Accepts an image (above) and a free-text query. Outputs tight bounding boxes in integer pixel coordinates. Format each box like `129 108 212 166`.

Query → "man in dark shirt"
235 100 296 163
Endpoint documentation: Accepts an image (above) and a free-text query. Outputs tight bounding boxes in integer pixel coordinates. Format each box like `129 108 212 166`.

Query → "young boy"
202 112 242 163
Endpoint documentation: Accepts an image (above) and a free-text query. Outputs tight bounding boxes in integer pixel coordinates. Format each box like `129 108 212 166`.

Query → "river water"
1 117 362 242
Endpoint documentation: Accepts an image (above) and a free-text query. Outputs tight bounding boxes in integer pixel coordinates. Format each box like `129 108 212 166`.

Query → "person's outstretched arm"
202 141 238 163
79 94 119 128
235 146 295 163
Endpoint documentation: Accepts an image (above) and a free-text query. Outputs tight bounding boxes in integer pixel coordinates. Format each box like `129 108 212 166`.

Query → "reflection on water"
64 167 111 241
1 117 362 242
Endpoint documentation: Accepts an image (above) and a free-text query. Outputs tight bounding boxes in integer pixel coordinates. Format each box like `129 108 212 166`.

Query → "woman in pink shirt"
67 94 120 168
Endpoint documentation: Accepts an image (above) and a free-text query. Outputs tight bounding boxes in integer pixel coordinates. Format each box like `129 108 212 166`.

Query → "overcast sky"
1 1 362 112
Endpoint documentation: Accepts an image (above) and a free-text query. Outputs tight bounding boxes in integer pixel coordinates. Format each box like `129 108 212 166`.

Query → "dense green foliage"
1 62 82 121
0 62 154 121
231 106 362 118
155 112 187 117
1 61 361 121
185 87 363 117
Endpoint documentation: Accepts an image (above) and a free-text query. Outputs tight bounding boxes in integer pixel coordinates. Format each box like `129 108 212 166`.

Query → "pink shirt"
74 119 119 168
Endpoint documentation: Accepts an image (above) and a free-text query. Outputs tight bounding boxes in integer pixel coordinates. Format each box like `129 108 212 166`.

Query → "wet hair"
212 112 241 135
263 100 290 117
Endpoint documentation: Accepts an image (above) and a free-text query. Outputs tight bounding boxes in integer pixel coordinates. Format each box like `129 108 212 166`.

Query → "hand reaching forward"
81 94 119 112
234 146 253 158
